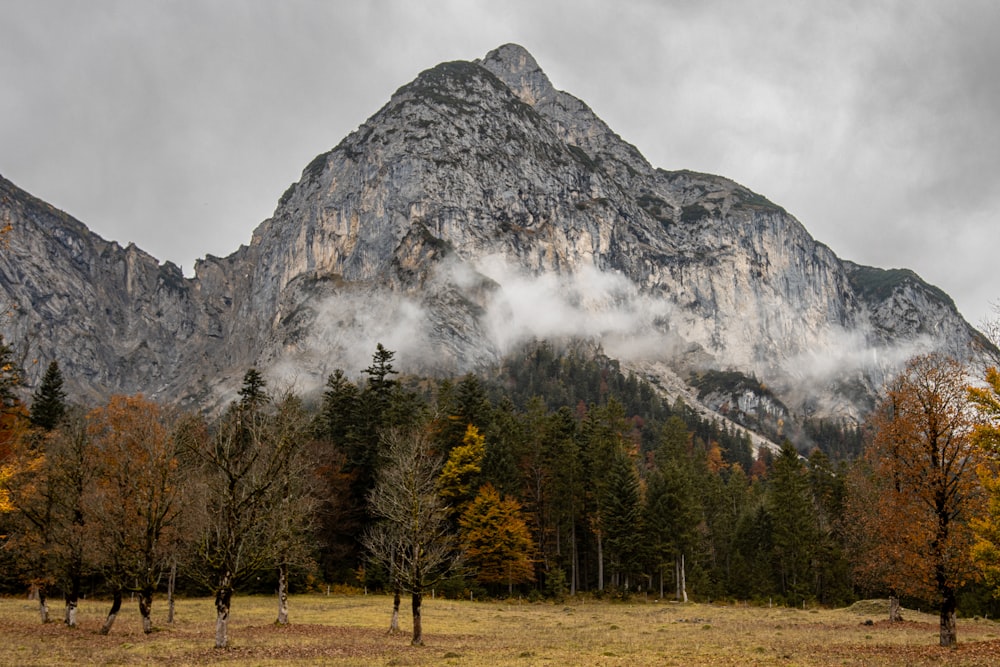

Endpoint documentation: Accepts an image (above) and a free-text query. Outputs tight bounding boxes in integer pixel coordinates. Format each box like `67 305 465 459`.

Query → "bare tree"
182 374 311 648
363 428 459 646
268 394 316 625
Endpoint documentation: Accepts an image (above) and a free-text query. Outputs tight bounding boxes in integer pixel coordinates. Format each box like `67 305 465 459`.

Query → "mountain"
0 44 994 431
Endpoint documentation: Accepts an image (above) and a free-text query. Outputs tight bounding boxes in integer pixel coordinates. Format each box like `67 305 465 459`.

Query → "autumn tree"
846 354 984 647
85 395 184 634
459 484 534 595
968 365 1000 592
437 424 486 518
6 409 93 626
363 428 459 646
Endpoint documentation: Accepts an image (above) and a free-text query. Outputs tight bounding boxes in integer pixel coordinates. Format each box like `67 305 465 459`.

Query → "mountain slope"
0 44 993 424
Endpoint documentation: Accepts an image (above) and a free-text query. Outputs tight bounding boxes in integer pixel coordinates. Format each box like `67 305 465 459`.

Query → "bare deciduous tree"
183 374 311 648
363 428 459 646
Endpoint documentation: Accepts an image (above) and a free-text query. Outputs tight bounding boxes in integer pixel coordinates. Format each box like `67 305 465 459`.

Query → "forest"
2 336 1000 649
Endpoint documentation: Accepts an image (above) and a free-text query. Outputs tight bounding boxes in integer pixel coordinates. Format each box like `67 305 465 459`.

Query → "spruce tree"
30 360 66 430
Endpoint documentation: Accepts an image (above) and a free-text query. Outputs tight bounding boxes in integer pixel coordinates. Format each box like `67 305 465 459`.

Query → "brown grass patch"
1 594 999 666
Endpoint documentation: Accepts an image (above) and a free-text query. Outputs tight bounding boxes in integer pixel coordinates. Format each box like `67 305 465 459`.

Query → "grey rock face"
0 44 994 421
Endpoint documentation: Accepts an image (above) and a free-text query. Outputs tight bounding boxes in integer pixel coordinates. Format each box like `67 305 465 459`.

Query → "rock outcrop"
0 44 994 422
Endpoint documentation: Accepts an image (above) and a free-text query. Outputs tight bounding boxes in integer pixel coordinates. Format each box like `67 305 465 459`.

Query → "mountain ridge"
0 44 993 433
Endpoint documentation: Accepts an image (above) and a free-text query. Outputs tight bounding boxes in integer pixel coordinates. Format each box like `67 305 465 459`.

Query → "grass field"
2 594 1000 666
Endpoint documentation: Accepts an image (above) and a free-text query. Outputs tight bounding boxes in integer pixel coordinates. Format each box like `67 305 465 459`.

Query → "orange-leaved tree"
85 394 185 635
845 353 983 648
459 483 535 596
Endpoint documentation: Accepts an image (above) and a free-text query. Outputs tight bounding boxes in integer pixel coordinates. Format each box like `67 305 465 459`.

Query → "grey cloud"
2 0 996 327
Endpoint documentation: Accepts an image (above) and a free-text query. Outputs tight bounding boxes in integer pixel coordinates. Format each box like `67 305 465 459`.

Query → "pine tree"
237 368 269 409
30 361 66 431
645 418 703 600
769 441 818 604
602 449 644 591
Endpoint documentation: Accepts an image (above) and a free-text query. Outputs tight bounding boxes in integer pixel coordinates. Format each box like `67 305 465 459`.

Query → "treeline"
3 339 1000 644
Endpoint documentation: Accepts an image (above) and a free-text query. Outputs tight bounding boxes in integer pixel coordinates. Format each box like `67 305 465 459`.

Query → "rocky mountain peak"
480 43 557 107
0 45 994 436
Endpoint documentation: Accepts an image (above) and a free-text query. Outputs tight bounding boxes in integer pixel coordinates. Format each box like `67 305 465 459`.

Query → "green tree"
313 369 363 581
29 361 66 431
581 398 631 590
602 449 644 591
768 441 818 604
645 418 702 600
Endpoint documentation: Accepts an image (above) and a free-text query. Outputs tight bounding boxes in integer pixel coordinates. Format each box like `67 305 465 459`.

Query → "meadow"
2 593 999 666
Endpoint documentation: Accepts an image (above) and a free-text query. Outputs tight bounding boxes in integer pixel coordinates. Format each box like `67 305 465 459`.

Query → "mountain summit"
0 45 993 430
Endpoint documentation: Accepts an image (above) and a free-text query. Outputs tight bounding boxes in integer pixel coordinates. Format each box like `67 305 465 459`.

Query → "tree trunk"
940 590 957 648
166 560 176 624
276 561 289 625
388 586 401 634
215 581 233 649
36 584 49 624
411 589 423 646
100 589 122 635
138 586 153 634
596 531 604 591
64 588 79 627
679 553 688 603
64 557 82 627
570 520 578 596
888 595 902 622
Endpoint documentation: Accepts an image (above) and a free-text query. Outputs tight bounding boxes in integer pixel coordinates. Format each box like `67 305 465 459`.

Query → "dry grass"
1 594 999 666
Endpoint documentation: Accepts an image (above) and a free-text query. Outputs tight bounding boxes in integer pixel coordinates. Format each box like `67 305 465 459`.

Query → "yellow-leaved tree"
969 366 1000 593
437 424 485 517
459 483 535 596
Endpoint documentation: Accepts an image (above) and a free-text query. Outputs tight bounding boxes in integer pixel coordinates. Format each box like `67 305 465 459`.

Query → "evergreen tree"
769 442 818 604
480 397 524 498
602 449 644 591
237 368 269 409
645 418 703 600
29 361 66 431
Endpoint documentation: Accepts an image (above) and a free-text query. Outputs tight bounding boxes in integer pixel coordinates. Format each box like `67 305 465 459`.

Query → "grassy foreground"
2 594 1000 666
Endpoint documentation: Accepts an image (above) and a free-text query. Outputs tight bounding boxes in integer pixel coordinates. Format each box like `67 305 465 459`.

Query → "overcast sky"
2 0 998 328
